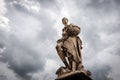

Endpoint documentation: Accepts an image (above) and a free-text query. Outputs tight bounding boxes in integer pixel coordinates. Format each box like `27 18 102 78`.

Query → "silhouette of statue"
56 17 85 75
55 17 92 80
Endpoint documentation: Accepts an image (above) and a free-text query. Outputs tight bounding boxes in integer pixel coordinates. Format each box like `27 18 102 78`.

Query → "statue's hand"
81 46 83 49
57 39 63 43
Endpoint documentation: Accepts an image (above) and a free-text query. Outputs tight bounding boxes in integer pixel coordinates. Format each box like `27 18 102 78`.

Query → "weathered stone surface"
55 17 92 80
55 71 92 80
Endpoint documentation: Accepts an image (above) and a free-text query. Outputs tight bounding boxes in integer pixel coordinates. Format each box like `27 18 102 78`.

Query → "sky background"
0 0 120 80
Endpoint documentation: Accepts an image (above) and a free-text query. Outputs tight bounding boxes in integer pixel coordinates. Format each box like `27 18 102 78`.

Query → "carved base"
55 71 92 80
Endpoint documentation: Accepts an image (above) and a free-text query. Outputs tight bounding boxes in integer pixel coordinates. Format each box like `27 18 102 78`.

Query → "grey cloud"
1 0 120 80
87 0 112 8
7 0 58 59
0 0 57 79
38 14 57 41
113 48 120 56
5 0 59 42
75 0 120 16
37 0 61 11
5 0 62 15
5 0 40 15
86 0 120 11
114 0 120 4
1 33 45 77
0 31 8 46
91 65 113 80
0 62 22 80
0 43 4 48
100 23 120 35
37 0 56 7
11 3 30 14
0 4 46 80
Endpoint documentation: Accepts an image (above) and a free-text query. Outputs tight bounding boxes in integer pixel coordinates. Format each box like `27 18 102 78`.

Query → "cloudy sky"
0 0 120 80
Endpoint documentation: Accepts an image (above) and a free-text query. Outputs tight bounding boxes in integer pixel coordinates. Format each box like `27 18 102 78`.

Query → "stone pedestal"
55 71 92 80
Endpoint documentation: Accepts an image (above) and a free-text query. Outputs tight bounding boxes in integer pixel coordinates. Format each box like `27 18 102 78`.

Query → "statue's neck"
64 24 68 27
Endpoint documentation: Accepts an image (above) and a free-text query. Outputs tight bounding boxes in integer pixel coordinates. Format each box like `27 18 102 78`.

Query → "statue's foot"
86 70 91 76
77 64 84 71
65 67 71 73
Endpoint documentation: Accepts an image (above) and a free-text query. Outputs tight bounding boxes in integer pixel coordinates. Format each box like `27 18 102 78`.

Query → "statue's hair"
62 17 68 22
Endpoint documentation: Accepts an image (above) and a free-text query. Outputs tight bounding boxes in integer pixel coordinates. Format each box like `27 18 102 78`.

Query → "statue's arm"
77 37 83 49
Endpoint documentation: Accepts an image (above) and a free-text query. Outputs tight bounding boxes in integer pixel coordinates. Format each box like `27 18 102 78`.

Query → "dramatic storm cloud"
0 0 120 80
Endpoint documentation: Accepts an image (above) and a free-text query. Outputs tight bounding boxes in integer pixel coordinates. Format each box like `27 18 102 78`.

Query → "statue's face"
62 17 68 26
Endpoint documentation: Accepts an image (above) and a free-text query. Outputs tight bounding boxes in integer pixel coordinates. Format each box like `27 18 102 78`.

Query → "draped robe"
62 24 82 64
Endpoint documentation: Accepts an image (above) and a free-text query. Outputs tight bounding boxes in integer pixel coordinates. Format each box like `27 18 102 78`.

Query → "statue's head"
62 17 68 26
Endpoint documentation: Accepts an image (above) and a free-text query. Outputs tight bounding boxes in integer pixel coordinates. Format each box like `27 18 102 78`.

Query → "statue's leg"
68 57 72 70
72 61 76 71
77 62 84 70
56 42 69 68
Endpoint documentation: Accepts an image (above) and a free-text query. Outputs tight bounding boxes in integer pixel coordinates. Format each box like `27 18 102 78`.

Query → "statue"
55 17 91 79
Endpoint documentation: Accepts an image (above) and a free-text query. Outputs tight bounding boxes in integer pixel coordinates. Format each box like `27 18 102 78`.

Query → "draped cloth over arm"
62 24 82 64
